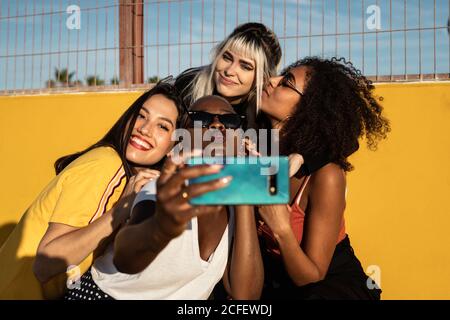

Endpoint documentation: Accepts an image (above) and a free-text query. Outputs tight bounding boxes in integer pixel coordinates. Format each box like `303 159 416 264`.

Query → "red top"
258 176 347 258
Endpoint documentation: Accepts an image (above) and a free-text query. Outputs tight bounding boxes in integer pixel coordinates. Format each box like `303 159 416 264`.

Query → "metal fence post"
119 0 143 87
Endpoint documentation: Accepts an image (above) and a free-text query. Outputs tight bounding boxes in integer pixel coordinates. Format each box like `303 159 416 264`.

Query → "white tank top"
90 180 234 300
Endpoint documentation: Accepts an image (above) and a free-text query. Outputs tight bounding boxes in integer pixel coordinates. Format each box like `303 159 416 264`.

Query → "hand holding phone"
186 156 289 205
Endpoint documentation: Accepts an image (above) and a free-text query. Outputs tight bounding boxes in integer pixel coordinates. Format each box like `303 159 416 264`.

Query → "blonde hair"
188 33 279 113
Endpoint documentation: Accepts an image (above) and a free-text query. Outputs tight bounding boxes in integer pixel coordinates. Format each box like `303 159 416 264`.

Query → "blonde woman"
175 22 281 129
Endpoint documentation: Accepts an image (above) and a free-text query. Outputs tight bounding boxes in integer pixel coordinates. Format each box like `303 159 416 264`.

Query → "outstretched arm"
113 156 231 274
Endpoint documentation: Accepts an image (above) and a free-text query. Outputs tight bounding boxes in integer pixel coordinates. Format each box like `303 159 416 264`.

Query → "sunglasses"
187 111 245 129
278 72 304 96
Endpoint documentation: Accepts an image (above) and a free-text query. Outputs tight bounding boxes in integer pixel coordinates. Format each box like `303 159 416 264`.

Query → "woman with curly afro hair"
257 57 390 300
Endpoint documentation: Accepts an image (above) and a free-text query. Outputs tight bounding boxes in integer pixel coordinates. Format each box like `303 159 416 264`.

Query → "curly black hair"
280 57 391 172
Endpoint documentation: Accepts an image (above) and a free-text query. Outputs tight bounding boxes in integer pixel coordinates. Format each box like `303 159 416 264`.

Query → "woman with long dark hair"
0 82 185 299
257 57 390 299
63 95 264 300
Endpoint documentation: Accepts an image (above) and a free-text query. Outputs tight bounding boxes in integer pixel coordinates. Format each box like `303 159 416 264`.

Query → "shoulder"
174 66 207 88
309 163 346 195
62 146 124 179
71 146 121 166
175 66 205 81
306 164 346 218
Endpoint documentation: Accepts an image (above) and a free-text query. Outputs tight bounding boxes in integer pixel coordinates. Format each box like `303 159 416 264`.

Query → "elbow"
113 239 146 275
33 254 53 284
291 270 326 287
113 231 140 274
112 242 133 274
232 290 262 300
229 285 260 300
113 255 145 275
33 248 70 284
113 255 134 274
113 222 165 274
229 277 264 300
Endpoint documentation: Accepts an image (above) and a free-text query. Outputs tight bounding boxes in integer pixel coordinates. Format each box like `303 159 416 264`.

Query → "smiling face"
261 66 308 126
125 94 178 167
213 50 256 104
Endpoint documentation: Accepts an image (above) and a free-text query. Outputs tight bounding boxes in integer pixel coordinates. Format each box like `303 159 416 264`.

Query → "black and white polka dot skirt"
64 269 114 300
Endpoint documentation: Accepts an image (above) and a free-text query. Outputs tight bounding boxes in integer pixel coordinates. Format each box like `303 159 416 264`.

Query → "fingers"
162 176 231 214
183 176 232 200
168 198 193 213
160 164 223 200
133 176 154 194
159 149 203 186
157 175 230 227
288 153 304 165
135 169 160 181
169 148 203 166
288 153 304 177
158 155 182 186
256 205 266 215
158 175 230 223
129 169 160 193
242 138 261 157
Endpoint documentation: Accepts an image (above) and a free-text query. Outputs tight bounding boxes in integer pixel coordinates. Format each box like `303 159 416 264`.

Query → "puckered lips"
129 134 153 151
263 83 274 97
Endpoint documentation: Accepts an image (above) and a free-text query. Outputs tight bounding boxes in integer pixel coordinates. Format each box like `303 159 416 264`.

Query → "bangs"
215 35 268 112
223 36 261 62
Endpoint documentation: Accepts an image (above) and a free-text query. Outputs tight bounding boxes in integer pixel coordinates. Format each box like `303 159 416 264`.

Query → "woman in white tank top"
64 95 263 300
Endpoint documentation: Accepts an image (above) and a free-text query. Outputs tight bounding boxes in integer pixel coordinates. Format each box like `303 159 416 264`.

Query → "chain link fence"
0 0 449 95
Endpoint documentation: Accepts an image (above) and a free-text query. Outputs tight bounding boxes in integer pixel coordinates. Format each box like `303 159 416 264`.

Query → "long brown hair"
54 82 184 178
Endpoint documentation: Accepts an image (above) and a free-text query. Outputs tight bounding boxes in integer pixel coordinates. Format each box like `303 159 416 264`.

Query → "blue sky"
0 0 449 91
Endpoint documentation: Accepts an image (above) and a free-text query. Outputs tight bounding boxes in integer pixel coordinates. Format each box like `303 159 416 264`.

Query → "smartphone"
186 156 289 205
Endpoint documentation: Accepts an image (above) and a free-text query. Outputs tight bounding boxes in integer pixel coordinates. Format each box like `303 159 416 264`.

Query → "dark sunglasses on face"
188 111 245 129
278 72 304 96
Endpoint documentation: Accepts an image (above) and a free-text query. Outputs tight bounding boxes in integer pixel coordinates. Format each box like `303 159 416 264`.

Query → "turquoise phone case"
186 156 289 205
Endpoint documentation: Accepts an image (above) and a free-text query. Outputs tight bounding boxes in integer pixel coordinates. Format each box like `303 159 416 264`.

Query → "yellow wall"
345 82 450 300
1 83 449 299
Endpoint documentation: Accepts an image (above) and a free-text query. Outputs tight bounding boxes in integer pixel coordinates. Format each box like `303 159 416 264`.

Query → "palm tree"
86 75 105 86
55 68 75 86
45 68 79 88
147 76 159 84
110 76 120 85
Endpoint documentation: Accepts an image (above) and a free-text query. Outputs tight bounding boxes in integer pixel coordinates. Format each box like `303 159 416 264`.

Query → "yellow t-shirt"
0 146 127 299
